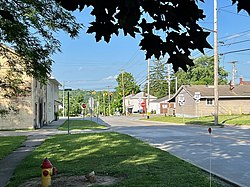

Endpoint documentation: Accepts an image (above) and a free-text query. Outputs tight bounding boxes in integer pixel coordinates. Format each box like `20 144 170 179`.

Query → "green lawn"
145 114 250 126
58 120 107 131
8 132 226 186
0 136 26 160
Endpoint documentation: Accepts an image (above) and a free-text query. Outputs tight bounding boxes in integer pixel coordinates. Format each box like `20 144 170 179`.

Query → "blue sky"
52 1 250 91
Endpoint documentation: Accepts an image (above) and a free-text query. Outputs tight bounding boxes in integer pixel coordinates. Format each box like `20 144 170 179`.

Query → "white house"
45 78 61 123
150 95 175 114
124 92 157 114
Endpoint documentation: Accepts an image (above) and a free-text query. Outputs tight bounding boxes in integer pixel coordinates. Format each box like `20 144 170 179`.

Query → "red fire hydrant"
41 158 57 187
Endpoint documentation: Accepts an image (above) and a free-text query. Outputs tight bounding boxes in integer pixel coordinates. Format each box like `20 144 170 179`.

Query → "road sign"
88 97 94 109
193 92 201 103
141 101 146 107
178 94 185 105
82 103 86 108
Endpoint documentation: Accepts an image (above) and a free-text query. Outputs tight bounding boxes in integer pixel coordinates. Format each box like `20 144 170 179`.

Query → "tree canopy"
143 58 169 98
0 0 82 91
114 72 140 112
0 0 249 95
175 55 229 85
56 0 250 71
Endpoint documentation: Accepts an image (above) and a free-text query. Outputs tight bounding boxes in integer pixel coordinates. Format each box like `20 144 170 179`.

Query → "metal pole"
214 0 219 125
97 96 100 122
67 91 70 134
103 93 106 116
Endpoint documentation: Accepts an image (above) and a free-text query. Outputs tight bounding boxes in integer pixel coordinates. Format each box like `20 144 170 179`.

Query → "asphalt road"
100 116 250 187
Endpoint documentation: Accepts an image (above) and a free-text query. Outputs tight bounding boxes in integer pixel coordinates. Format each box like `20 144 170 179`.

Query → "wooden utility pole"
62 81 65 117
214 0 219 125
168 63 171 99
175 77 178 93
147 59 150 117
103 92 106 116
107 85 111 116
122 69 125 115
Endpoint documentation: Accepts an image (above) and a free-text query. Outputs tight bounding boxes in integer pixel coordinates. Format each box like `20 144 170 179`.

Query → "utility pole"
122 69 125 115
230 61 237 86
147 58 150 118
62 81 65 117
168 63 171 99
214 0 219 125
103 92 106 116
107 85 111 116
175 76 178 93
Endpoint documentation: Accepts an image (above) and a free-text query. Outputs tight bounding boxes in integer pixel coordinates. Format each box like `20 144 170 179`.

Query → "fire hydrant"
41 158 57 187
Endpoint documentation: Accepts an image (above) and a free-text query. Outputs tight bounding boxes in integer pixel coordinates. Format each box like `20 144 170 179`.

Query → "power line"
219 48 250 55
219 29 250 40
219 39 250 46
219 9 250 18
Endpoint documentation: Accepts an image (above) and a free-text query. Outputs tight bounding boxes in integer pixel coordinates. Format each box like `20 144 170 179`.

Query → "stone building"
0 46 61 130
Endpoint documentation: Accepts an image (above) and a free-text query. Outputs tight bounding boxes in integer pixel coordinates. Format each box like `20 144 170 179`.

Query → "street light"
65 88 72 134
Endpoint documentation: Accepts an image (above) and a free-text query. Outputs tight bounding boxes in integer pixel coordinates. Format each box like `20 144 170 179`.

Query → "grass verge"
0 136 26 160
9 132 226 186
58 120 107 131
144 114 250 126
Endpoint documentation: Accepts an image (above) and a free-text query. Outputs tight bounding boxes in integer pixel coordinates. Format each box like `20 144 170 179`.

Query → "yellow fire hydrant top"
41 158 54 187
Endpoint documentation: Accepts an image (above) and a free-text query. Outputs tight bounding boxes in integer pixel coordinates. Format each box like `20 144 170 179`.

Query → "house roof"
151 95 174 103
125 91 157 99
49 78 61 86
169 85 250 101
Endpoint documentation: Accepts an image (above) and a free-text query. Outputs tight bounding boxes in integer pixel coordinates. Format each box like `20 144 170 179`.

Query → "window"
206 99 213 105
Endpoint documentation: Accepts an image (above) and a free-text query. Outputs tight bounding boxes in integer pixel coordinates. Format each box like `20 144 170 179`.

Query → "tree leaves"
232 0 250 15
0 0 82 90
55 0 250 72
174 55 229 85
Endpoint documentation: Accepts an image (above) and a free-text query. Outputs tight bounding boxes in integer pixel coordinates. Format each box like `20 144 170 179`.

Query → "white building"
45 78 61 123
124 92 157 114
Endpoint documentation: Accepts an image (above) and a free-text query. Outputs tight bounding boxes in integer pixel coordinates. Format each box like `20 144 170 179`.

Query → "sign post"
178 94 185 123
88 97 94 121
141 101 146 117
193 92 201 118
81 103 86 120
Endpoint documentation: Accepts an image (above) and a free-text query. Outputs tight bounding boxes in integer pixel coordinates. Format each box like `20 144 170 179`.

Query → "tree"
0 0 82 92
175 55 229 86
114 72 140 113
143 58 169 98
56 0 250 71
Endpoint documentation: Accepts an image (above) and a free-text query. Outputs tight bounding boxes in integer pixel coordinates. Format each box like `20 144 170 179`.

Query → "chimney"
239 76 243 85
132 90 135 96
229 80 234 90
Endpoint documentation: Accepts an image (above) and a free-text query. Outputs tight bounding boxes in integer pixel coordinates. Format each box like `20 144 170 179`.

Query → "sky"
51 1 250 91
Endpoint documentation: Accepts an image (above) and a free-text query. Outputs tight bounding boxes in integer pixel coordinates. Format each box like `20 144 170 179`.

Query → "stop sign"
141 101 146 107
82 103 86 108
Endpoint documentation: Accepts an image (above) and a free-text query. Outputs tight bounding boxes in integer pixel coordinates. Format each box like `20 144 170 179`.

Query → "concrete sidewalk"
0 119 66 187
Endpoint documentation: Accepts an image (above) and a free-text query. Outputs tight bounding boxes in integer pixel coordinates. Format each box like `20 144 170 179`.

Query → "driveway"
100 116 250 187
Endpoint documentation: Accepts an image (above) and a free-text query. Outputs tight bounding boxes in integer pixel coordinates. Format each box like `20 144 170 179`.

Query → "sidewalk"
0 119 66 187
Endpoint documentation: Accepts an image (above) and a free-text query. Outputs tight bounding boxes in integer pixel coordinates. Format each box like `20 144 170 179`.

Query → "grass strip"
58 120 107 131
144 114 250 126
9 132 225 186
0 136 26 160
